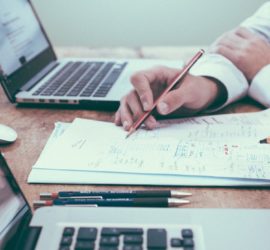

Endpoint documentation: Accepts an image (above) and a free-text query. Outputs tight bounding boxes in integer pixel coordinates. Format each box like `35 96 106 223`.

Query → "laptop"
0 0 181 110
1 152 270 250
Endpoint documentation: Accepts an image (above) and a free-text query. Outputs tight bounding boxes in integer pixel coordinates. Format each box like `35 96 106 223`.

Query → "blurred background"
32 0 267 47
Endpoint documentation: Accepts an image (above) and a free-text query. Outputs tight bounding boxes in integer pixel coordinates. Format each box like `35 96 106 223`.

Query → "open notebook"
28 109 270 186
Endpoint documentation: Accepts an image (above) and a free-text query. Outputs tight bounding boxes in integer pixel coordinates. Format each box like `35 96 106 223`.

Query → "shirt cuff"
248 64 270 107
189 53 249 112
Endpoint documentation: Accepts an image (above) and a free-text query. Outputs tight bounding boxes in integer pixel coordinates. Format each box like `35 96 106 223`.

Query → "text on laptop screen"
0 156 27 247
0 0 49 75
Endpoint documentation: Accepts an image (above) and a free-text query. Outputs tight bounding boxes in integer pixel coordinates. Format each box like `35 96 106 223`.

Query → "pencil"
126 49 205 138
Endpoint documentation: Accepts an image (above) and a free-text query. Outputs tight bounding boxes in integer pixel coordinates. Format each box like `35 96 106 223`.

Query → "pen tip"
171 191 192 197
168 198 190 207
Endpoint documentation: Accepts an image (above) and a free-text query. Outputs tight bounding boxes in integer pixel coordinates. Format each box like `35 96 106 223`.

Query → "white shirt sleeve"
190 2 270 111
248 64 270 107
241 2 270 42
190 53 248 112
240 1 270 107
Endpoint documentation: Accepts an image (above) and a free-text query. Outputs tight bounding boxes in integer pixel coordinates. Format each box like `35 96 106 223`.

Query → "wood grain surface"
0 46 269 210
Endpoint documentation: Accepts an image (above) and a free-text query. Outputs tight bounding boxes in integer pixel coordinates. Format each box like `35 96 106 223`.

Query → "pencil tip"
126 128 135 139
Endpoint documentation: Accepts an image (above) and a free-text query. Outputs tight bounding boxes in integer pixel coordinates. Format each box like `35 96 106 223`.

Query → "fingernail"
147 117 157 129
148 116 156 123
143 101 149 111
158 102 169 114
123 121 130 129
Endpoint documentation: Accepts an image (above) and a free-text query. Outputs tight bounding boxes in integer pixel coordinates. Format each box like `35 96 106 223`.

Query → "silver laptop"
1 152 270 250
0 0 180 110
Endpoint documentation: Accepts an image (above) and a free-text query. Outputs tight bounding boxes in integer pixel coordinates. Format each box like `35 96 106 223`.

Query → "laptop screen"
0 0 49 75
0 153 31 249
0 0 56 101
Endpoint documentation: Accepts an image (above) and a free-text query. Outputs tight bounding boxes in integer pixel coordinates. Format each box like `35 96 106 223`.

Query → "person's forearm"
190 54 248 112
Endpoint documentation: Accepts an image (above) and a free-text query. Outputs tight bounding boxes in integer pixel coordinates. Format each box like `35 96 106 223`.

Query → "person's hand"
210 27 270 81
114 66 221 131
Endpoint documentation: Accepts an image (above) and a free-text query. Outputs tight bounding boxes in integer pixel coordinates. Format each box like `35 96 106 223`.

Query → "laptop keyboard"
33 61 127 98
58 224 203 250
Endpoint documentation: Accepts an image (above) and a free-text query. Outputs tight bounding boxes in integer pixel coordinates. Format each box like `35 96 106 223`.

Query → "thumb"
156 89 185 115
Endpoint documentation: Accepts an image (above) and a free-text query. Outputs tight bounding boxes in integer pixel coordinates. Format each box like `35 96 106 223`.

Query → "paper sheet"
32 109 270 181
28 168 270 186
29 122 270 186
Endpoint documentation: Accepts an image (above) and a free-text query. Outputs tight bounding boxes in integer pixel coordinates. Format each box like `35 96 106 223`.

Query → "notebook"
1 153 270 250
0 0 180 109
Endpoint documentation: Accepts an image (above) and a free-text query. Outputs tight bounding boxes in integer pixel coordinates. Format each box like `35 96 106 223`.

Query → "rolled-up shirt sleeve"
240 1 270 107
190 53 249 112
248 64 270 107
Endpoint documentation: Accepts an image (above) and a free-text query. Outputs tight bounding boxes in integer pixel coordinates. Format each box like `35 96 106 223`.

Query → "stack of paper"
28 109 270 186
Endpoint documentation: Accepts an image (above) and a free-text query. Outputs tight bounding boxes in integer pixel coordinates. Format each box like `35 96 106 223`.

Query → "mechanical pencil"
34 197 190 208
40 190 192 200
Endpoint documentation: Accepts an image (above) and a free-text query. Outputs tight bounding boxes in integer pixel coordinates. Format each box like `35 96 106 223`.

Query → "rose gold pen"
126 49 205 139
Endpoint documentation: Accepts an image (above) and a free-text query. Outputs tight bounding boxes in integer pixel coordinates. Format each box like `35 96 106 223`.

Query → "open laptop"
1 152 270 250
0 0 181 110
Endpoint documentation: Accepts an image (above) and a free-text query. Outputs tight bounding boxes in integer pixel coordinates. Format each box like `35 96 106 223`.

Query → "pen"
126 49 205 138
259 137 270 144
34 197 190 208
40 190 192 200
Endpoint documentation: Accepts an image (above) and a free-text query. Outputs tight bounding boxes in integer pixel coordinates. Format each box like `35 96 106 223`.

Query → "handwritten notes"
33 109 270 181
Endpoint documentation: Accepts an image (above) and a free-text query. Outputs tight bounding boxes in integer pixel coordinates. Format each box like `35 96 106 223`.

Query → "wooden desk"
0 46 269 210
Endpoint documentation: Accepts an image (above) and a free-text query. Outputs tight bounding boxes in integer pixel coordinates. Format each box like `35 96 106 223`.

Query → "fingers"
118 96 134 130
210 28 247 64
235 27 256 39
235 27 269 47
210 26 270 81
157 74 220 115
212 44 239 64
114 90 158 131
130 66 180 111
115 66 181 131
114 110 121 126
211 27 264 55
157 89 185 115
130 72 154 111
210 29 246 54
115 73 220 130
217 32 245 50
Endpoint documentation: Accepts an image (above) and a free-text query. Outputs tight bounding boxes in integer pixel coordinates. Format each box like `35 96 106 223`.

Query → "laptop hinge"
0 71 14 102
21 226 42 250
20 61 59 91
0 73 8 85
